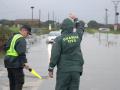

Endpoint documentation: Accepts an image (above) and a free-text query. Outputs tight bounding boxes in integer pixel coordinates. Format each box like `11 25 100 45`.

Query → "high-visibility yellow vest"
6 34 23 56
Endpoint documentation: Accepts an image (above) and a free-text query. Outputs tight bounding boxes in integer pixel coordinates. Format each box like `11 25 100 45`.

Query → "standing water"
0 33 120 90
80 33 120 90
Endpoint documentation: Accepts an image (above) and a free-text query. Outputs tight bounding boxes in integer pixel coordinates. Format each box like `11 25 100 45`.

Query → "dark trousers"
7 68 24 90
55 71 81 90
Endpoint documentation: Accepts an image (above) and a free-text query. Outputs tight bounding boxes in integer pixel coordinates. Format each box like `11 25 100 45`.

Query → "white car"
46 31 61 44
98 28 110 32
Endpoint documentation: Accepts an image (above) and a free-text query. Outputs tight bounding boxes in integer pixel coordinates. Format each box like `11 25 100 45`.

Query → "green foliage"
0 26 19 53
109 30 120 34
88 20 99 29
38 27 60 35
9 26 19 32
0 26 13 52
86 28 120 34
0 19 14 26
41 29 50 34
86 28 98 34
40 28 52 34
0 51 5 58
0 26 12 39
79 20 85 26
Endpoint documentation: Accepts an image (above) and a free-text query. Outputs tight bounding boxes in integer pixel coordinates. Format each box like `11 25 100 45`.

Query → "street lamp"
31 6 34 25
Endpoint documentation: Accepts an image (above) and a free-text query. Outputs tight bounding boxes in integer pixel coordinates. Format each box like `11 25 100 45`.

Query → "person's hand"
23 63 30 70
48 71 53 78
69 13 77 20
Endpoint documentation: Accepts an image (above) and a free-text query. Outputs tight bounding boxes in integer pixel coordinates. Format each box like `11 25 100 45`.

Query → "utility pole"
105 9 108 26
54 16 57 29
48 12 50 25
48 12 51 30
52 11 55 28
112 1 120 30
39 9 41 27
31 6 35 26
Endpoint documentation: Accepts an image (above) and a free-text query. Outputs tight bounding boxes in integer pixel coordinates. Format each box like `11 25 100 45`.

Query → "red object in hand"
69 13 77 20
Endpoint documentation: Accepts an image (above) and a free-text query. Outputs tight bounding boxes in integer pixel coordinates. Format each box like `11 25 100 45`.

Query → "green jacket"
49 18 85 72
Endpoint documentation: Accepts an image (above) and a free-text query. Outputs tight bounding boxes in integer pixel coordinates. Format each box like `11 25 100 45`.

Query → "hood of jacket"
61 18 74 34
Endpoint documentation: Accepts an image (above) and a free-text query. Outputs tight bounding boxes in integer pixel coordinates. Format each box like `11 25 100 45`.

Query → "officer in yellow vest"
4 25 31 90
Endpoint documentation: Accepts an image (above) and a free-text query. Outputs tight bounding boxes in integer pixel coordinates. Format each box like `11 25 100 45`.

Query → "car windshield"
48 31 61 36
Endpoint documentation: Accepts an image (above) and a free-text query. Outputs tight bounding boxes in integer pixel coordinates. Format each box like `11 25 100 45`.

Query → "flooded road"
81 33 120 90
0 33 120 90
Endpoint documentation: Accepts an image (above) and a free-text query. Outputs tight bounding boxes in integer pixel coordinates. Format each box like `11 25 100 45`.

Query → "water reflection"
81 33 120 90
94 33 120 47
26 35 41 53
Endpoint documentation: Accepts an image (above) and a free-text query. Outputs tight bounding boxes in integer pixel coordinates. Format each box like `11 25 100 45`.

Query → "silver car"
46 31 61 44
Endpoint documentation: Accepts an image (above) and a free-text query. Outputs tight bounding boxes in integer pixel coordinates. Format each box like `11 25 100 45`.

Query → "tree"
0 19 14 26
88 20 99 29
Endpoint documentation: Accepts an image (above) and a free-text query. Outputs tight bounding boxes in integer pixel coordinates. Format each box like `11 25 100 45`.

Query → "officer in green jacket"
4 25 31 90
48 14 85 90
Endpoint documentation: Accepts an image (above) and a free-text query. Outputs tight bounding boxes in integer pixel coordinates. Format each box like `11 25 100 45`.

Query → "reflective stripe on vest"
6 34 23 56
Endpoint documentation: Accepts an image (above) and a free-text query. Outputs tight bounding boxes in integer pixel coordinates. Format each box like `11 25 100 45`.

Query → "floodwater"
0 33 120 90
80 33 120 90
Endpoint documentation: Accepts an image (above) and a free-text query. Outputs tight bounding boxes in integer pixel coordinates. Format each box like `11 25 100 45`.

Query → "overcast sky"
0 0 119 24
